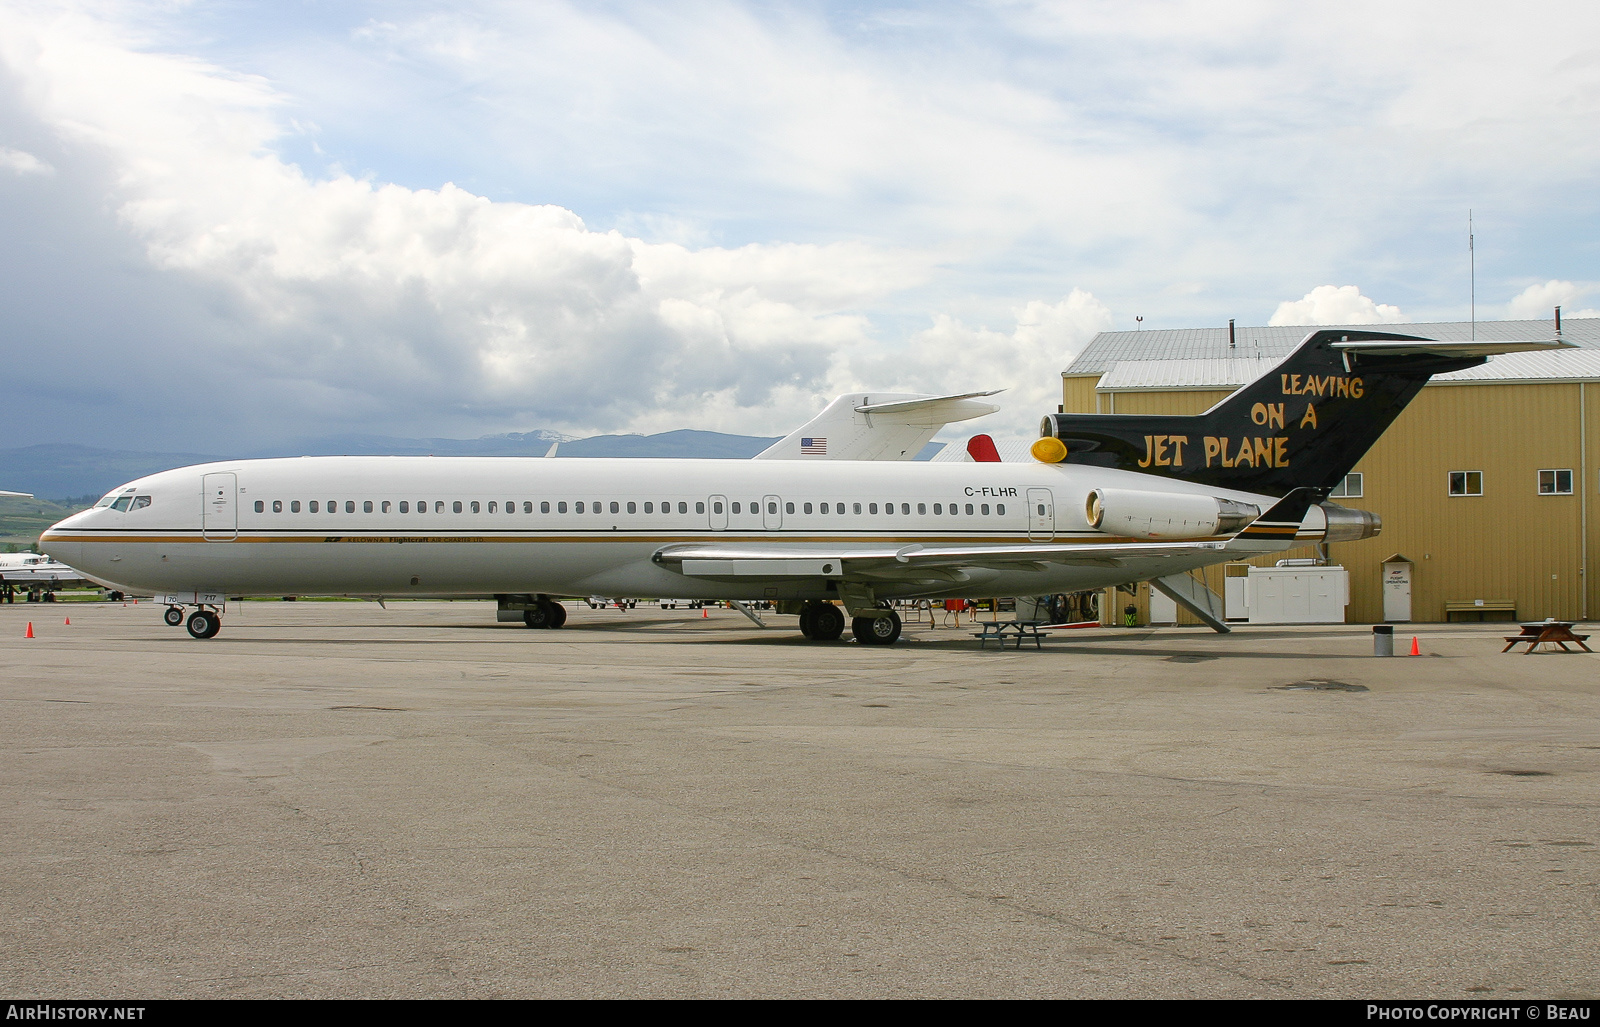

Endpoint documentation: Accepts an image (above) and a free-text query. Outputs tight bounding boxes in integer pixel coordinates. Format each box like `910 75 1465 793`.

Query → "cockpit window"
130 496 151 511
95 494 117 508
111 496 133 512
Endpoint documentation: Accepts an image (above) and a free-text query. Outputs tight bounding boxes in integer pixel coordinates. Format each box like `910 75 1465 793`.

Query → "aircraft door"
1026 487 1055 541
202 472 238 541
708 495 729 531
763 494 782 530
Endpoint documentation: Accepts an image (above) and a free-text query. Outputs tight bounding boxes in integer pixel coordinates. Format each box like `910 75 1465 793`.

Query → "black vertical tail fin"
1041 329 1515 494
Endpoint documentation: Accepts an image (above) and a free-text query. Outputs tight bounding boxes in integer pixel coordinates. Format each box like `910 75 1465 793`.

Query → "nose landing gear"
165 604 222 638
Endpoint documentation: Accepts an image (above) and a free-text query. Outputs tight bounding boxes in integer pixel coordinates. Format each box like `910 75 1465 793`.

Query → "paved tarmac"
1 599 1597 999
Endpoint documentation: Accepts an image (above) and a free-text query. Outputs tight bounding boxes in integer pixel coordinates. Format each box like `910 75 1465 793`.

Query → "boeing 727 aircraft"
40 330 1564 643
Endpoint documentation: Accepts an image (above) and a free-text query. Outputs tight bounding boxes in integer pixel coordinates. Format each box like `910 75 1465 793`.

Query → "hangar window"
1539 469 1574 495
1329 473 1364 498
291 501 301 513
254 500 264 513
273 500 283 513
1448 471 1483 497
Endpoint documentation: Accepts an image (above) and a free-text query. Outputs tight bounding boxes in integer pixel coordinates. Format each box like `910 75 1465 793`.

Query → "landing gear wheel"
548 602 567 628
810 603 845 641
798 605 816 638
164 606 184 626
186 610 220 639
852 610 902 646
523 603 552 629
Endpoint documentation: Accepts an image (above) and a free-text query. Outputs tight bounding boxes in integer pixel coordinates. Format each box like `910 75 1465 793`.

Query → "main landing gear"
798 601 845 641
852 609 902 646
523 598 568 629
166 604 222 639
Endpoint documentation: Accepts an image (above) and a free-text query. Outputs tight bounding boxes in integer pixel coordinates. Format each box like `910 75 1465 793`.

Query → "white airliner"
40 331 1563 643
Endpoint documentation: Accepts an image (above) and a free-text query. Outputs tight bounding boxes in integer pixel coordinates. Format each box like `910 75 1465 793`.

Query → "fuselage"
40 456 1288 601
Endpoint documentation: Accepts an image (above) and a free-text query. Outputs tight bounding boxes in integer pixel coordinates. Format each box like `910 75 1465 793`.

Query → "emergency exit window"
1449 471 1483 496
1538 469 1573 495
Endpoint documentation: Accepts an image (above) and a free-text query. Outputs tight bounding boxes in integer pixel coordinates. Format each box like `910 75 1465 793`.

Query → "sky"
1 0 1598 451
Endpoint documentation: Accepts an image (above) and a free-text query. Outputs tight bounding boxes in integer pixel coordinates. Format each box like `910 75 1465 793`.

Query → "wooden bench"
1502 621 1592 654
973 620 1048 650
1445 599 1517 622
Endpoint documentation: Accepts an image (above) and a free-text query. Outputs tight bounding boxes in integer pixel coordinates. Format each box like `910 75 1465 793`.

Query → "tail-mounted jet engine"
1086 488 1261 540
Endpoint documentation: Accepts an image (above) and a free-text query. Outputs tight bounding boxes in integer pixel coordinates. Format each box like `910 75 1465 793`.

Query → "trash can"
1124 604 1137 627
1373 624 1394 657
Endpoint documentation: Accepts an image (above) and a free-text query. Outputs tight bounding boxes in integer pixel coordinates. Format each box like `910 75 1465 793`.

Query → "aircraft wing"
655 539 1230 582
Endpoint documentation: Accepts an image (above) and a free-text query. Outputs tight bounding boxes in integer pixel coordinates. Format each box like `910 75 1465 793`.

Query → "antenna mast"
1469 210 1476 340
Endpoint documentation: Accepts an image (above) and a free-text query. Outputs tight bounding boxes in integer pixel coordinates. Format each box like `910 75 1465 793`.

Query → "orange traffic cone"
64 617 70 625
25 622 34 638
1410 636 1421 656
701 607 708 618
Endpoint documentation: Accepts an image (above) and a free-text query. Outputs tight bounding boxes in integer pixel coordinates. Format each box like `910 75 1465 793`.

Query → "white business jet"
40 331 1561 643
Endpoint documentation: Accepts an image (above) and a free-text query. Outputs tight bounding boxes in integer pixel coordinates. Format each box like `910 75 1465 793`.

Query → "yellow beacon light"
1030 437 1068 463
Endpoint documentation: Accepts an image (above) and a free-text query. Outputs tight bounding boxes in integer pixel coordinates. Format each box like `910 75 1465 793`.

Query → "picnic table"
1501 620 1593 654
974 619 1048 650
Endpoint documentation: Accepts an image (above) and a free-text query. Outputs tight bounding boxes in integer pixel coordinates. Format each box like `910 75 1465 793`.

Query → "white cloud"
0 147 51 175
1506 280 1600 320
1268 286 1406 326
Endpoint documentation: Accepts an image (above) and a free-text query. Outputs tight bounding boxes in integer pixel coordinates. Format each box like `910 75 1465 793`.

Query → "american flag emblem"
800 437 827 455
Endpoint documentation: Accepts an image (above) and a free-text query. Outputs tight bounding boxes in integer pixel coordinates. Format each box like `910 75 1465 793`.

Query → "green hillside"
0 496 91 549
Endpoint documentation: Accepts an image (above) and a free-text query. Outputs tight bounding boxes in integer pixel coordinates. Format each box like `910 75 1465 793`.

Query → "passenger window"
869 503 878 514
803 503 812 514
625 501 635 513
917 503 925 515
558 502 568 513
785 502 794 514
981 504 990 515
713 502 723 514
965 504 974 515
611 501 621 514
467 501 476 513
853 503 862 514
291 501 301 513
541 501 550 514
254 500 264 513
901 503 910 515
731 502 741 514
594 502 603 514
933 503 941 514
381 501 390 513
576 502 585 513
488 502 497 513
771 502 780 514
643 502 652 513
453 501 463 513
435 501 444 513
996 503 1005 515
363 501 373 513
399 502 408 513
309 501 319 513
682 502 691 514
273 500 283 513
523 501 533 513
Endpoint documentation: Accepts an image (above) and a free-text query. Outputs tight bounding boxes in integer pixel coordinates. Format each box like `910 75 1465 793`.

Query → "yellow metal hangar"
1060 316 1600 625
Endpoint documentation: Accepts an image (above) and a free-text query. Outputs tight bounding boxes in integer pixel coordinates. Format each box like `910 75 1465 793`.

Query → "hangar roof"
1065 317 1599 377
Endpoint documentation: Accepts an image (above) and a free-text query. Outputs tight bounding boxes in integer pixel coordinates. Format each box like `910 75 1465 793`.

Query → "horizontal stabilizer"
1329 338 1574 358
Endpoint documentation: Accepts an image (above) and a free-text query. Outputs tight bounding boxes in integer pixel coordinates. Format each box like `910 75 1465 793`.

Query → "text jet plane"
40 330 1563 643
